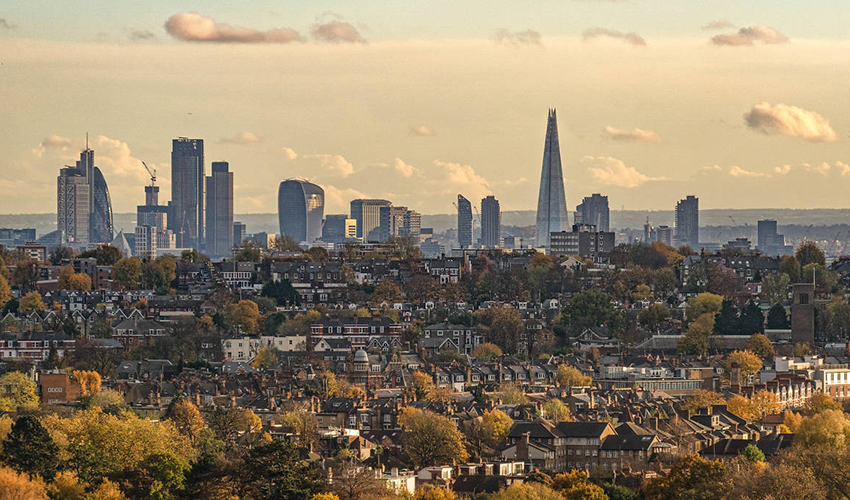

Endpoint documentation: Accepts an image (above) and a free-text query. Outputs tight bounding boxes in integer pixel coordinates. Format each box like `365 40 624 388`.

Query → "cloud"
311 19 366 43
312 154 355 177
432 160 492 201
711 26 788 46
774 161 846 176
494 29 543 46
728 165 770 178
129 30 156 42
165 12 303 43
32 135 73 157
744 102 838 142
803 162 832 175
324 185 370 212
0 19 14 29
392 158 420 178
410 125 436 137
773 165 792 175
93 135 155 181
582 156 664 187
282 147 298 160
702 20 734 31
219 131 263 145
604 126 662 143
838 162 850 176
582 27 646 46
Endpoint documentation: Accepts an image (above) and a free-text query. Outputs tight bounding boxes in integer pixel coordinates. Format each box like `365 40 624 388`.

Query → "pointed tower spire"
535 109 568 247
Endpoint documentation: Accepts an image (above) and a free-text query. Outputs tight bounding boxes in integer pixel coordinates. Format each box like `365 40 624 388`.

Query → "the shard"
534 109 568 247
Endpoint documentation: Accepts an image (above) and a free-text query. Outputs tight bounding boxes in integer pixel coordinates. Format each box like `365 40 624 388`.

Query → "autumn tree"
370 280 404 307
78 245 123 265
638 303 670 331
743 334 775 360
796 241 826 268
72 370 102 396
0 274 10 310
806 393 842 414
0 371 39 410
551 471 608 500
251 346 278 370
227 300 261 334
686 293 723 322
489 482 562 500
468 409 512 456
165 398 206 441
542 399 572 423
3 416 60 481
782 411 803 433
275 409 319 449
18 291 46 314
643 454 728 500
112 257 142 289
795 409 850 448
556 365 592 388
66 272 92 291
678 313 714 356
415 485 458 500
409 371 436 401
399 408 468 468
684 390 725 412
0 467 48 500
725 350 763 381
471 343 502 361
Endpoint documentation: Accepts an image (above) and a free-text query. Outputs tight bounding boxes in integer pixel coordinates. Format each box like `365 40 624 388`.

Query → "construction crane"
802 224 814 243
827 231 843 256
141 161 157 187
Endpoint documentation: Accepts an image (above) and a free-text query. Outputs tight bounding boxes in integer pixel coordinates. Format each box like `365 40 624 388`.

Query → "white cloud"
282 147 298 160
219 131 263 145
582 156 664 188
32 135 73 157
711 26 789 46
803 162 832 175
312 154 355 177
165 12 303 43
324 185 370 213
837 162 850 176
494 29 543 46
432 159 492 201
702 20 735 31
604 126 663 143
93 135 153 181
744 102 838 142
410 125 436 137
774 161 846 176
773 165 792 175
582 27 646 46
728 165 771 178
392 158 420 178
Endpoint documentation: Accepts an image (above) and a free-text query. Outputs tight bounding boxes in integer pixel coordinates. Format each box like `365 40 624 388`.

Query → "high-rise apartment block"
350 199 391 243
675 195 699 248
757 219 793 256
233 222 247 247
170 137 205 249
401 210 421 241
205 161 234 257
535 109 569 247
575 194 609 233
134 225 158 260
550 224 615 262
480 195 501 248
278 179 324 244
656 225 673 246
457 194 473 249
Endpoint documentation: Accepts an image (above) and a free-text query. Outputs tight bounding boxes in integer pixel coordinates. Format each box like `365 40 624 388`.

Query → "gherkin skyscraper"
535 109 568 247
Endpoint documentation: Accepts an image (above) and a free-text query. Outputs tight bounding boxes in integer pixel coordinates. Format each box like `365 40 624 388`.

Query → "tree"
763 273 790 305
475 409 512 451
46 471 87 500
494 384 528 405
725 350 763 381
739 301 765 335
239 439 323 500
471 343 502 361
66 272 92 291
275 409 318 449
57 264 75 289
638 303 670 331
261 279 301 306
563 289 617 331
779 255 801 283
165 398 206 441
556 365 592 388
370 280 403 307
235 242 263 262
0 467 48 500
252 346 278 370
0 372 39 410
743 334 775 360
631 284 651 302
112 258 142 289
398 408 468 468
713 300 739 335
139 451 190 498
742 444 765 462
686 293 723 322
273 235 302 252
18 291 46 314
227 300 260 333
684 390 725 412
477 307 524 353
551 471 608 500
783 411 803 433
72 370 102 396
678 313 714 356
329 460 389 500
796 241 825 268
410 371 436 401
795 409 850 449
0 275 10 310
3 416 60 481
78 245 123 265
806 393 842 414
304 247 329 262
643 454 728 500
489 482 562 500
252 296 277 314
415 485 458 500
542 399 572 423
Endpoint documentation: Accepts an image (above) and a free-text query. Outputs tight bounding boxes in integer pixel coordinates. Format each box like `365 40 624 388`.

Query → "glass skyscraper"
535 109 569 247
457 194 473 248
279 179 324 244
170 137 205 249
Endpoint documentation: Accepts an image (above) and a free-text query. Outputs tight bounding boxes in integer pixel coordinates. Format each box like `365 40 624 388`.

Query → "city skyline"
5 3 850 215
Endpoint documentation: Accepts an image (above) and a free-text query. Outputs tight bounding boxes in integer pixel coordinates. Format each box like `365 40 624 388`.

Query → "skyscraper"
138 168 174 253
279 179 324 243
757 219 792 256
205 161 234 257
379 205 408 241
170 137 205 249
535 109 569 247
401 210 421 241
90 167 114 244
350 199 391 242
575 194 609 233
480 195 501 248
322 215 356 244
457 194 473 248
675 195 699 248
233 222 247 247
57 142 113 246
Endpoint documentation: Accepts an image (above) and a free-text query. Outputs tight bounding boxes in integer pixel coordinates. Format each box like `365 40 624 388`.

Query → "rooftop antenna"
86 132 89 150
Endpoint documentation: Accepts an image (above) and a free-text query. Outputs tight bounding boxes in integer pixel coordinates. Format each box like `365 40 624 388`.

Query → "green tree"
112 257 142 289
678 313 715 356
2 416 61 481
739 301 765 335
779 255 801 283
78 245 123 265
742 444 765 462
713 300 739 335
251 346 278 370
638 303 670 331
743 333 775 360
762 273 790 305
796 241 826 268
766 304 789 329
261 280 300 306
563 289 617 331
304 247 329 262
139 451 190 498
235 242 263 262
686 293 723 322
239 439 323 500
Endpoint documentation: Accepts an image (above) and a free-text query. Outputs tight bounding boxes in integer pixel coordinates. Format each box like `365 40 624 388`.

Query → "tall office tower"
535 109 569 247
350 199 391 242
170 137 205 249
675 195 699 248
233 222 247 247
134 225 158 260
457 194 473 248
379 205 408 241
279 179 324 243
656 225 673 246
138 173 173 252
205 161 234 257
90 167 114 244
322 214 357 244
57 166 90 245
575 194 609 233
402 209 421 241
643 217 654 244
480 195 501 248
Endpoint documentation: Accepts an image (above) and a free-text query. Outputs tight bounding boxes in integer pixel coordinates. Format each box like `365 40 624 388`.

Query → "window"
799 293 809 305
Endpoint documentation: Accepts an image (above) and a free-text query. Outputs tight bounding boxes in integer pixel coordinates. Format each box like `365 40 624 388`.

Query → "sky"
2 1 850 216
